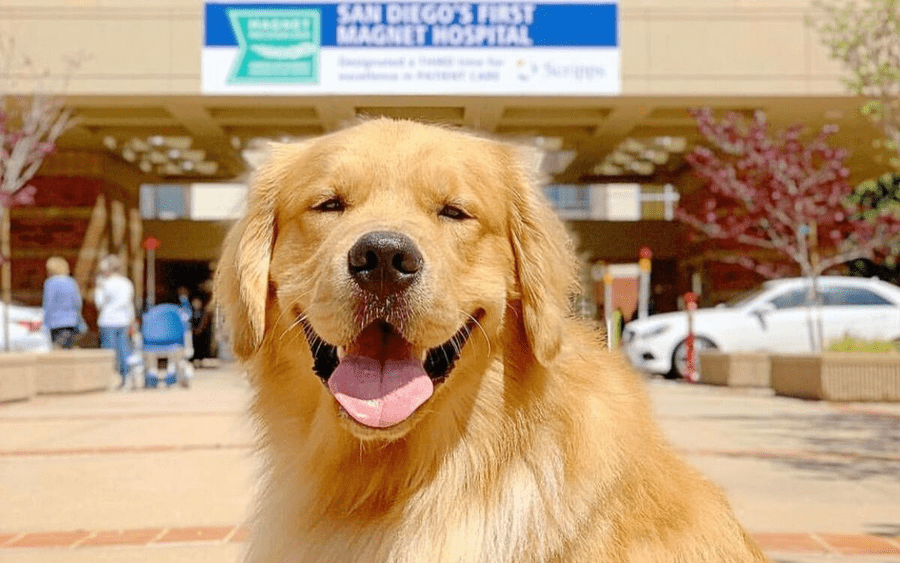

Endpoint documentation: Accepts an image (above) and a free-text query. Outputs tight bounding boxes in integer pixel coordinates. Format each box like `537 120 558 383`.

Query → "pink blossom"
678 107 900 278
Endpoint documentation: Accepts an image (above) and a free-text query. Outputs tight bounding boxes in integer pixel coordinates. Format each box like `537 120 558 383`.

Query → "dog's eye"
312 197 345 213
439 204 471 221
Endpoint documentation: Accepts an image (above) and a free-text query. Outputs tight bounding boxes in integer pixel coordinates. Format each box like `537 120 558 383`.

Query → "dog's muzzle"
301 311 483 429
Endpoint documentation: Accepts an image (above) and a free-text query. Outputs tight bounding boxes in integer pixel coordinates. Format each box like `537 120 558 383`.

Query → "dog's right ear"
214 145 290 359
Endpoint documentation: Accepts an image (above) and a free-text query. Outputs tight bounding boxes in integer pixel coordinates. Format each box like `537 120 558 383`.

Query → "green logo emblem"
227 8 321 84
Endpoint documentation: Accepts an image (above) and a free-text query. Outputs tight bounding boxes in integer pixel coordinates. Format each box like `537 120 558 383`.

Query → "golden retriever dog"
216 118 769 563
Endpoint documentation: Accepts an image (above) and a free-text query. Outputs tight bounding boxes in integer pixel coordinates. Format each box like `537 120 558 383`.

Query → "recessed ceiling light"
609 151 632 166
642 149 669 165
130 138 149 152
620 138 645 153
654 136 686 152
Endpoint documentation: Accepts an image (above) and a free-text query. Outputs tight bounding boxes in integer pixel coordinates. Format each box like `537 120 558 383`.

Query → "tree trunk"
810 273 823 353
808 222 825 353
1 205 11 352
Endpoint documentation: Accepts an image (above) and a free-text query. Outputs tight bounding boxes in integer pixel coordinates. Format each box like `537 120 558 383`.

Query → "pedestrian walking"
94 255 135 387
42 256 82 349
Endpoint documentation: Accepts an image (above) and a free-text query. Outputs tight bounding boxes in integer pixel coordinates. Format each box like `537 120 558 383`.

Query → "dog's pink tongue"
328 324 432 429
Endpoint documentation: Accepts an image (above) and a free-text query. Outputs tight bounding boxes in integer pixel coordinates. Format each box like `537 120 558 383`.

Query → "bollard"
637 246 652 321
684 292 698 383
603 269 614 349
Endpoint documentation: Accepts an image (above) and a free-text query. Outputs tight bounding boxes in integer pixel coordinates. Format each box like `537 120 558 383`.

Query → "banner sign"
203 1 619 95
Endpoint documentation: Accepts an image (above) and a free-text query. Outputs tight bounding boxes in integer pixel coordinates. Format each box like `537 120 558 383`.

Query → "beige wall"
620 1 846 95
0 0 847 97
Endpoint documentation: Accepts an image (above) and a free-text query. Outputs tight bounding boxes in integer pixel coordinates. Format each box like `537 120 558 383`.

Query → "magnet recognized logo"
227 8 321 84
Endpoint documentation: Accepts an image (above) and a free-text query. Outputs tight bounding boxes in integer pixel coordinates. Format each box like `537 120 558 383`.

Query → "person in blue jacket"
42 256 83 349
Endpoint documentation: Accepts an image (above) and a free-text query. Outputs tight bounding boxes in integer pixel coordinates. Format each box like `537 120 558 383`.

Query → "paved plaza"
1 361 899 562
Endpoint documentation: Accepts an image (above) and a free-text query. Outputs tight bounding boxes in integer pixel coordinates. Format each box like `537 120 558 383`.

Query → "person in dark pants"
190 297 215 366
42 256 82 349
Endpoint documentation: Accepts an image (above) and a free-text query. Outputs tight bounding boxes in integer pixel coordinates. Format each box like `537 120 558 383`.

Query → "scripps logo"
541 61 606 81
517 59 606 83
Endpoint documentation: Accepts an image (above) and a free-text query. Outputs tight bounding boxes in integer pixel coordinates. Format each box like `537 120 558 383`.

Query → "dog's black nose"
348 231 423 294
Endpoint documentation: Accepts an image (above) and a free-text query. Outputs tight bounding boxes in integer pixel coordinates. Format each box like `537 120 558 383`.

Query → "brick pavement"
1 362 899 562
0 526 898 556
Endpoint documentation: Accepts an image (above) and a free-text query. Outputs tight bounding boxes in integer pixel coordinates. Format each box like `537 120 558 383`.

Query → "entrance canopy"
57 94 886 186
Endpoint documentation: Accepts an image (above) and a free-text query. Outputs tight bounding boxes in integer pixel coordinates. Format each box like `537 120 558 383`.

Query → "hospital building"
2 0 884 322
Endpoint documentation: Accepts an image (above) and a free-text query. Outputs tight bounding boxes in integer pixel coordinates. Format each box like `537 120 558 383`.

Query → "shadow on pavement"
866 522 900 537
699 410 900 482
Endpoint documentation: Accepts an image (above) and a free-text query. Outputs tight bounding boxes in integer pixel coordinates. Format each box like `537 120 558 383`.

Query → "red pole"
684 292 698 383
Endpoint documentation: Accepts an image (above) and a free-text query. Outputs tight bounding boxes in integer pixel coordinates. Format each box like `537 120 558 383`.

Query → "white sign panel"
203 1 620 95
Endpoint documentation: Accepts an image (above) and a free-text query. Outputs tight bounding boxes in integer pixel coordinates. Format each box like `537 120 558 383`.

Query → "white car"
0 302 52 352
622 276 900 379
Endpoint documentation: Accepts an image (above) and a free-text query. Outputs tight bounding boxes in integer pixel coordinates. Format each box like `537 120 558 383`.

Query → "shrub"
827 337 900 354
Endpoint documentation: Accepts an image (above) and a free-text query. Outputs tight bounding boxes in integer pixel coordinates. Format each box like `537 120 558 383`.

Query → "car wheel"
668 337 718 380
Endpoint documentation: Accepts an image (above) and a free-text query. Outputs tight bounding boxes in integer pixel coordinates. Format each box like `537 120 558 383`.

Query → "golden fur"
216 119 770 563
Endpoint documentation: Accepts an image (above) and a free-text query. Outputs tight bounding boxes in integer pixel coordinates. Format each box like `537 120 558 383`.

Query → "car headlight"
641 324 670 339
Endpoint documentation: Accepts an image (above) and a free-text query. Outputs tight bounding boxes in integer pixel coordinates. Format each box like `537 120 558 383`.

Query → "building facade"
1 0 886 316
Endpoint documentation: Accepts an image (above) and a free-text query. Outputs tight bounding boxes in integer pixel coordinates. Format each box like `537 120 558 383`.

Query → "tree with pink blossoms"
677 108 900 283
0 38 81 350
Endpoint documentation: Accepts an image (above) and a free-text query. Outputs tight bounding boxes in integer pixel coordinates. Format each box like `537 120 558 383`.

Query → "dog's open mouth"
301 311 483 429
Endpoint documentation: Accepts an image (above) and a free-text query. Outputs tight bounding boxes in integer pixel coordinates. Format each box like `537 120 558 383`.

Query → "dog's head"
216 119 576 438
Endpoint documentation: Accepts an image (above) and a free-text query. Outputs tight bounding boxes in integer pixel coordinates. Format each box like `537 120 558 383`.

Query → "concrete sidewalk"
651 379 900 563
1 363 899 562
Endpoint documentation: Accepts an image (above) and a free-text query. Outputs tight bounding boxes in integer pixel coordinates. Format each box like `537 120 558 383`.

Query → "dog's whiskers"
273 288 316 343
463 310 491 357
451 330 466 357
286 311 309 335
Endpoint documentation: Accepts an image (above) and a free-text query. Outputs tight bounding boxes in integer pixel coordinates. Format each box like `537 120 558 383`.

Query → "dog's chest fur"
250 446 572 563
246 394 595 563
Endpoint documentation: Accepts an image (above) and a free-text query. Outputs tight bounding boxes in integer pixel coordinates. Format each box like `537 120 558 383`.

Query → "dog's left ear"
503 144 579 366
